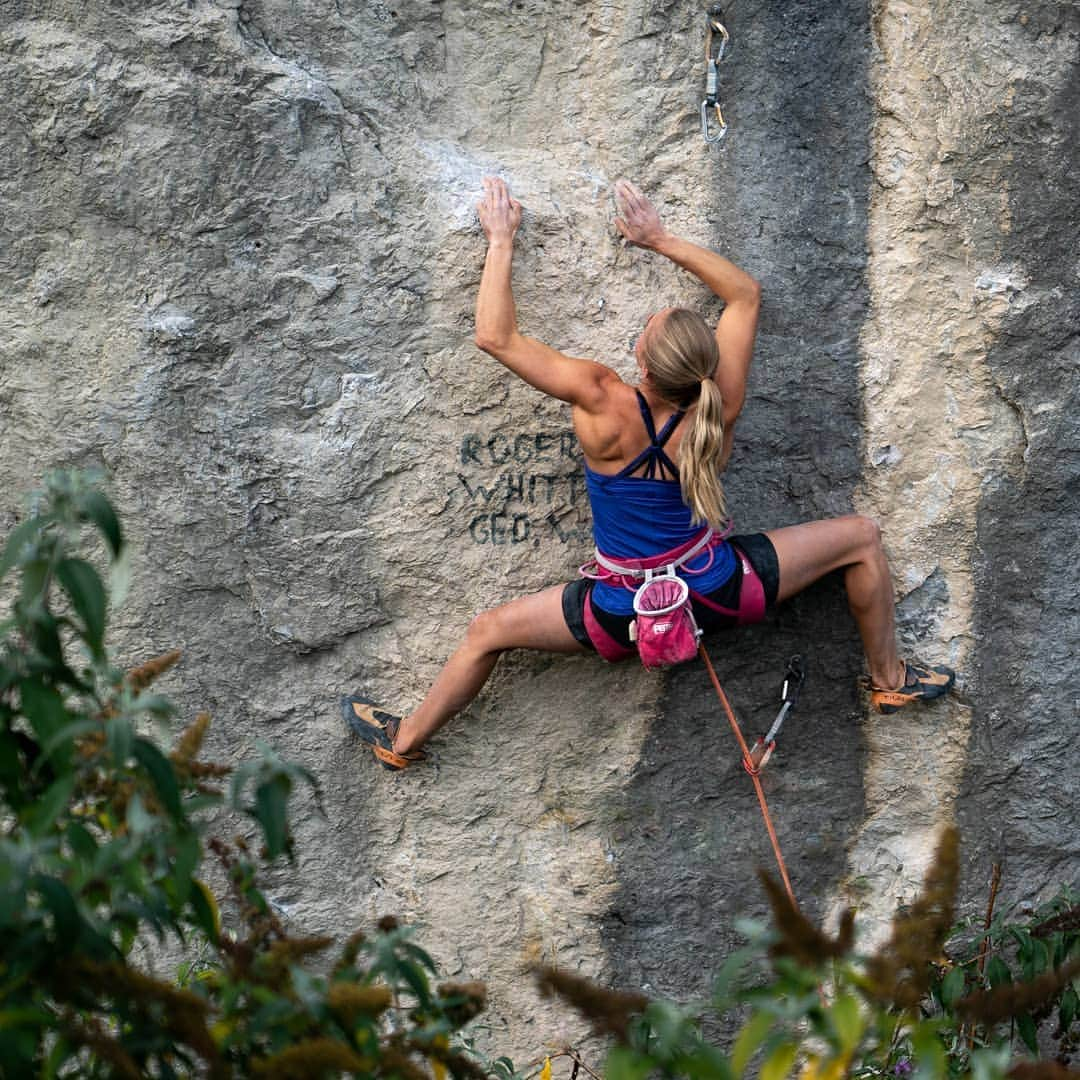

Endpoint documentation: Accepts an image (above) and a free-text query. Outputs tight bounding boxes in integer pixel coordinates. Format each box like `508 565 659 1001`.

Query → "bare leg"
393 584 587 755
764 515 905 691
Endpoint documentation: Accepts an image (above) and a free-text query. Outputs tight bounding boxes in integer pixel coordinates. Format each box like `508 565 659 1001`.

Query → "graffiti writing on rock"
456 430 591 546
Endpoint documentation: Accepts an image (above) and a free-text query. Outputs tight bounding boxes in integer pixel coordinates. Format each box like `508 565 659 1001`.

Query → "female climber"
343 177 954 770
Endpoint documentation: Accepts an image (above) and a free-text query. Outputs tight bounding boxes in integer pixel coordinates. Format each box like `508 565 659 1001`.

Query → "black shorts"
562 533 780 654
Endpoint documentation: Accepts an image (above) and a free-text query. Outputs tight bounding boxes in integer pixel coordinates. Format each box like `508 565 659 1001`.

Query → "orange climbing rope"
698 642 799 908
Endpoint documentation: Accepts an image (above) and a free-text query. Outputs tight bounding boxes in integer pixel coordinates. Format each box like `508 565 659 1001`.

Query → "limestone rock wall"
1 0 1076 1059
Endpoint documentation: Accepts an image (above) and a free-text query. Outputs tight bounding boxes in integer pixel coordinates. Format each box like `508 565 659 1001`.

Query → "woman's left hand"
614 180 668 250
477 176 522 245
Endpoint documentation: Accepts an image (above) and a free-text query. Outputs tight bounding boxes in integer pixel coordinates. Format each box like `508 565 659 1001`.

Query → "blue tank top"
586 391 737 615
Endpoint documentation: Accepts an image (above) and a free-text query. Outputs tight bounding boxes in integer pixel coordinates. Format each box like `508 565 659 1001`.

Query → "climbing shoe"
865 661 956 714
341 695 426 771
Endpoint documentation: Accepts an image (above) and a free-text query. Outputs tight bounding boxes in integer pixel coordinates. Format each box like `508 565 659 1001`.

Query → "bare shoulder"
573 360 627 414
572 369 639 464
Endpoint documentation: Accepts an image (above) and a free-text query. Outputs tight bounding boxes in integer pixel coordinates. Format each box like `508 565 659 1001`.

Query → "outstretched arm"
614 180 760 427
475 178 611 409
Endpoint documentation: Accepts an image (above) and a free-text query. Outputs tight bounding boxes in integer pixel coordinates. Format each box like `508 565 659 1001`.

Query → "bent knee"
465 606 510 653
850 514 883 553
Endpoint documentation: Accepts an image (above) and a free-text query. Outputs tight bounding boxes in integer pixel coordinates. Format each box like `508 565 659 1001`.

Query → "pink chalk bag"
580 525 729 670
630 569 701 670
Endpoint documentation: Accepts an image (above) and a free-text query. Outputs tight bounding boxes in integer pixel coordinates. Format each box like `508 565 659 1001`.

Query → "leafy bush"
2 472 1077 1079
537 831 1079 1080
0 472 487 1077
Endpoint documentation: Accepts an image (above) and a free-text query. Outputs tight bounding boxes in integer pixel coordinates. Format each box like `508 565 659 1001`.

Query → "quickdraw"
701 5 729 144
699 643 799 906
746 655 805 773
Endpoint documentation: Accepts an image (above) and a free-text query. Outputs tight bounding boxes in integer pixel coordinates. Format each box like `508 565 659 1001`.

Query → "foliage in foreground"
0 472 486 1077
2 472 1078 1079
537 831 1079 1080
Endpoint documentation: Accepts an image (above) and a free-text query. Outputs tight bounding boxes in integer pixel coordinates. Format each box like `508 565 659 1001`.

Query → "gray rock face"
1 0 1077 1059
959 5 1080 899
604 0 872 997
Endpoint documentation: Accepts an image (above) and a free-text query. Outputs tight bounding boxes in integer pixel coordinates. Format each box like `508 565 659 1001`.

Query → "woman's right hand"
614 180 669 249
477 176 522 246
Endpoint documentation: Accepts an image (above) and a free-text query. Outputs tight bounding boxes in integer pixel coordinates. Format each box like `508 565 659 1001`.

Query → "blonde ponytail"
680 376 727 527
639 308 727 529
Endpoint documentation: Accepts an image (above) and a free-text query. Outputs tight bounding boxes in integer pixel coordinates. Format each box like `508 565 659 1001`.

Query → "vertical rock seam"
847 0 1052 930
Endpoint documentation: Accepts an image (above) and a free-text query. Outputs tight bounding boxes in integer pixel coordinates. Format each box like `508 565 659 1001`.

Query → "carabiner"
701 99 727 143
752 655 807 769
781 655 805 707
705 10 729 64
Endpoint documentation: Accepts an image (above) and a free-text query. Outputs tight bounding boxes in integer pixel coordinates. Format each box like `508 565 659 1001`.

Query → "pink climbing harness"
580 524 766 669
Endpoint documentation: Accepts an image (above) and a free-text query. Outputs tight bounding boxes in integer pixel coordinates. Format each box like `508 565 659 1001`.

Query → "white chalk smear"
419 139 612 228
974 265 1029 296
146 305 196 341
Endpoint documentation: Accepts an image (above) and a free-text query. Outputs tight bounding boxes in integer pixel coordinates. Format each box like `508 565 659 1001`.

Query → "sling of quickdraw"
701 5 729 144
746 654 805 772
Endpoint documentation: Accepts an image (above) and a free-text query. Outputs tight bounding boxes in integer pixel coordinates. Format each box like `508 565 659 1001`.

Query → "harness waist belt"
592 526 716 580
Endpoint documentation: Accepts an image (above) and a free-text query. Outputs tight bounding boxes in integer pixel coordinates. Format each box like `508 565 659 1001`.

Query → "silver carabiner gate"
701 96 727 143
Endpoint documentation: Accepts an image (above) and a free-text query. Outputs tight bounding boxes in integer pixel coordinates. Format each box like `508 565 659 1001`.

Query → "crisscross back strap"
616 391 684 480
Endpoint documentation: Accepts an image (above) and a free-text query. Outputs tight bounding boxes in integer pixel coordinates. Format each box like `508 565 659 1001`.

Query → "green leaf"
759 1041 797 1080
24 775 75 837
986 956 1012 988
0 729 22 790
711 945 753 1007
0 514 53 582
189 879 220 944
401 939 438 973
65 822 98 864
76 491 123 557
254 774 291 859
1015 1012 1038 1055
106 716 133 765
55 558 107 655
911 1020 947 1080
19 680 68 747
109 543 133 608
229 758 260 808
27 607 64 666
132 738 182 820
1060 984 1078 1031
604 1047 653 1080
170 828 199 905
968 1044 1012 1080
731 1010 773 1077
126 793 154 836
131 693 175 719
397 954 432 1002
33 875 80 952
830 992 863 1054
36 719 101 769
0 1026 40 1074
20 559 51 608
0 866 27 927
671 1044 733 1080
1030 937 1051 978
1010 927 1033 974
0 1006 51 1030
939 966 966 1010
43 1031 76 1079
